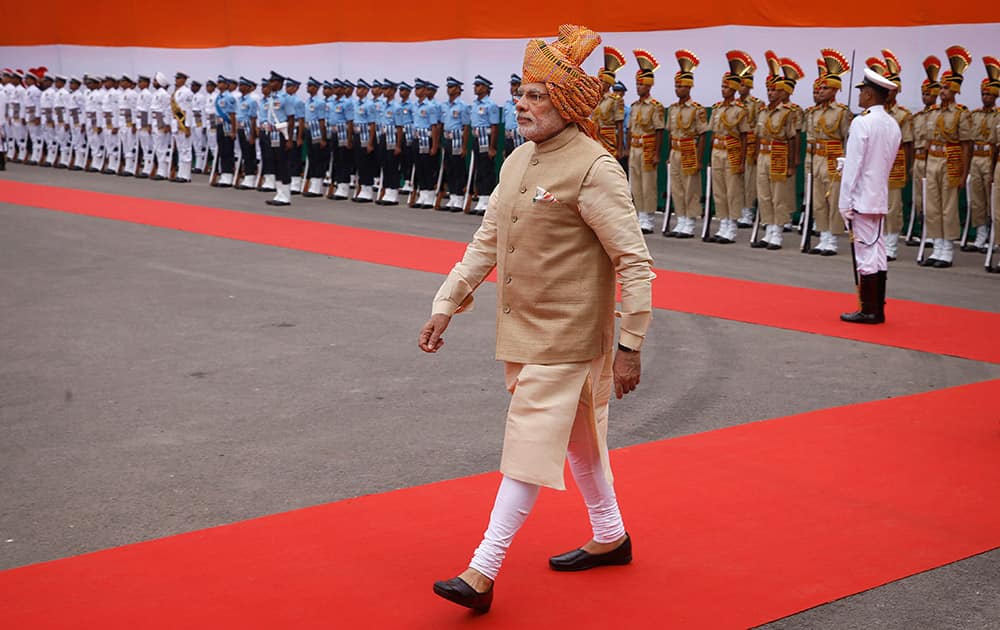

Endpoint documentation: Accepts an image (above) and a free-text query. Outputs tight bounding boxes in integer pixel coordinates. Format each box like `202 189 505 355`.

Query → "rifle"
904 179 919 245
700 166 713 241
406 163 418 207
432 149 446 209
917 178 929 263
800 172 813 252
660 170 673 234
959 174 973 249
461 153 476 213
848 219 859 287
986 182 996 271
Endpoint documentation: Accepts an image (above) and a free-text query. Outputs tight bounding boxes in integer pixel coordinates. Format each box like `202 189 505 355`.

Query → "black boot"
840 273 885 324
875 270 887 322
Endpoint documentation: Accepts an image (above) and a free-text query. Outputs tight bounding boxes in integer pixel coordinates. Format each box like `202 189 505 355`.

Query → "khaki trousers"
887 189 904 234
501 352 613 491
744 158 757 209
924 155 961 240
992 163 1000 239
710 148 744 220
810 157 840 233
756 153 795 226
969 155 991 226
629 146 658 214
669 151 702 218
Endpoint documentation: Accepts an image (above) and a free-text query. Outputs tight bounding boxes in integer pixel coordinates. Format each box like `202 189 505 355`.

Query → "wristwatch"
618 343 636 353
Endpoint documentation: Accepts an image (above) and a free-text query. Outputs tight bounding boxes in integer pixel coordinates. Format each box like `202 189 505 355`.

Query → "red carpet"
2 379 998 629
2 180 999 364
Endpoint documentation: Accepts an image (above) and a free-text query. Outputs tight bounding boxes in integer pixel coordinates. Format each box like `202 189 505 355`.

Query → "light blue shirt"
502 98 518 132
413 97 440 130
470 97 499 128
236 93 257 123
441 98 470 133
305 94 327 123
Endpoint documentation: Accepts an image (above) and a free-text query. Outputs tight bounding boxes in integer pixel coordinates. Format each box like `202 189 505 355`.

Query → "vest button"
519 186 527 193
507 245 515 253
511 216 518 222
530 159 539 165
505 276 512 284
503 305 511 314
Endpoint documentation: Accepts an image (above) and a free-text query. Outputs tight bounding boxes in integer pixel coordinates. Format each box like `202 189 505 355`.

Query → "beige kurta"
431 124 655 489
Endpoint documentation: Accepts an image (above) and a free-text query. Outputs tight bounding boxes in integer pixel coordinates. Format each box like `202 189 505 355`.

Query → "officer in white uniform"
68 77 89 169
150 72 173 180
83 75 105 170
24 70 44 164
189 80 207 173
39 74 58 165
53 75 72 167
171 71 195 182
101 75 123 174
838 68 903 324
135 75 154 177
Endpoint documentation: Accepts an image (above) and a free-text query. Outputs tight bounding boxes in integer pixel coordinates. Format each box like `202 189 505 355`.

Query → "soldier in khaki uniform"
879 51 915 260
665 50 708 238
706 51 753 243
752 51 804 250
593 46 626 158
805 49 852 256
628 49 665 234
919 46 974 268
908 56 942 246
990 115 1000 271
737 58 763 227
963 56 999 253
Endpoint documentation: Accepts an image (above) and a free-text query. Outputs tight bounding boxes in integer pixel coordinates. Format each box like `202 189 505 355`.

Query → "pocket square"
532 186 561 203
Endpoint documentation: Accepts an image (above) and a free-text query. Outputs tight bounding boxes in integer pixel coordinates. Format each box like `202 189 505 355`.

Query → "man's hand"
613 349 641 399
418 313 452 353
839 207 856 224
488 147 496 159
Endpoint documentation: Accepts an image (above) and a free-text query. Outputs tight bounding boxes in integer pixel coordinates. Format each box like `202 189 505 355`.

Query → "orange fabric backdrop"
2 2 997 48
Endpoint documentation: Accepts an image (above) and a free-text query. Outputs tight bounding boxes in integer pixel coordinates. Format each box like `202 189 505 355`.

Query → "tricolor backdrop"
2 3 998 109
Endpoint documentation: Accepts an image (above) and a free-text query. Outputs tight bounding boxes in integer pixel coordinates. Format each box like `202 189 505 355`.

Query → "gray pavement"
1 165 998 628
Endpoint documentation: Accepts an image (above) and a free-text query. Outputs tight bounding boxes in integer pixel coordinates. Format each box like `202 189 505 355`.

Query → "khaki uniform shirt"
924 102 973 147
627 96 665 140
667 99 708 139
912 105 937 154
708 99 751 138
970 107 997 156
886 104 914 144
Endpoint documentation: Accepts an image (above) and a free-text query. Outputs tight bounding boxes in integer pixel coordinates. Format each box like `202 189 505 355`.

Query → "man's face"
515 81 566 142
427 88 437 100
384 87 397 101
25 76 37 87
103 79 114 89
138 79 150 90
42 79 54 90
239 84 252 95
738 84 750 99
636 82 650 98
175 76 185 89
344 87 354 98
940 85 955 103
399 87 411 100
70 81 80 92
206 84 216 94
887 87 899 104
447 85 460 99
721 85 734 100
817 85 836 105
285 84 298 96
357 86 369 99
858 85 875 109
921 91 937 107
510 82 520 98
674 84 690 99
812 85 822 104
474 83 488 98
982 91 997 108
307 84 318 96
321 86 333 98
767 86 780 105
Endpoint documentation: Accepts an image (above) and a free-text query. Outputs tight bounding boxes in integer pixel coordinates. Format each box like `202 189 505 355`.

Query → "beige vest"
492 125 615 364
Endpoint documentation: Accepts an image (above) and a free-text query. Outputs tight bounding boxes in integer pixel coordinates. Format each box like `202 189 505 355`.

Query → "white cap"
855 68 896 90
154 71 167 85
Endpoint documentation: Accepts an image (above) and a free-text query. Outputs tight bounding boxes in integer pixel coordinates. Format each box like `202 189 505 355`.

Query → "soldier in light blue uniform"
235 76 259 190
375 80 401 205
282 77 306 193
503 73 523 158
256 76 276 191
469 75 500 215
328 79 355 199
395 81 416 192
440 76 471 212
411 79 441 208
614 80 630 174
213 75 238 187
352 79 377 202
302 76 329 197
262 71 296 206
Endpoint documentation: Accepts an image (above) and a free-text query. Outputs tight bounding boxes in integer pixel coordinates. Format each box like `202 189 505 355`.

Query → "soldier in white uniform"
189 80 207 173
39 74 58 165
11 71 29 162
68 77 88 169
53 75 72 167
839 68 902 324
101 75 123 174
84 75 105 171
135 75 154 177
24 69 44 165
171 72 195 182
118 75 139 176
150 73 173 180
203 79 219 171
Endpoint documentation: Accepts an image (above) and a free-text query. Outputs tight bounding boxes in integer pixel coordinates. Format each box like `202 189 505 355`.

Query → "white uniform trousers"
104 128 121 172
137 128 154 174
56 125 71 166
120 127 138 173
191 125 207 170
12 121 27 159
153 128 172 178
173 130 193 179
28 123 44 162
851 213 887 276
43 124 59 164
71 124 88 166
86 127 104 168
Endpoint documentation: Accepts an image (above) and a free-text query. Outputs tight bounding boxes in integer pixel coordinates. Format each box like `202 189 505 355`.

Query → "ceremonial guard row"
2 46 998 271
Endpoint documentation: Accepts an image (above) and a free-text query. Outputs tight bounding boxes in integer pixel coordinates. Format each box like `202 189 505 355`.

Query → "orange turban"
522 24 604 141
